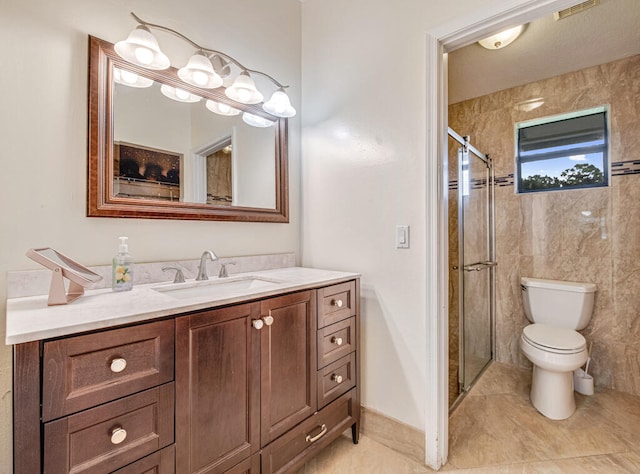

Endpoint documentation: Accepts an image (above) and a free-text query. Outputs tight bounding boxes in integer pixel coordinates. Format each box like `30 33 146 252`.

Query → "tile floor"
300 362 640 473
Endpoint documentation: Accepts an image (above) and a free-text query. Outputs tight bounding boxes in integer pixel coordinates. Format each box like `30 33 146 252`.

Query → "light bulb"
192 70 208 86
175 88 190 100
134 46 154 65
205 99 240 116
237 88 251 103
263 89 296 118
120 70 139 84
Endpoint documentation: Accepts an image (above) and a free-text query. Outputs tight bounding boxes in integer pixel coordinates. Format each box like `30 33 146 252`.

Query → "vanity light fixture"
263 88 296 118
225 71 263 105
178 51 223 89
160 84 202 103
242 112 275 128
478 25 525 50
113 67 153 88
205 100 241 116
115 12 295 117
114 25 170 69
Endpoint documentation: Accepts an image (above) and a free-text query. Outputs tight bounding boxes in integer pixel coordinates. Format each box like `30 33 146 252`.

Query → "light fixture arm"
129 12 288 89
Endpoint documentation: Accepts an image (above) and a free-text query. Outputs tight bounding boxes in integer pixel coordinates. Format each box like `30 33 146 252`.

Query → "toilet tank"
521 277 596 330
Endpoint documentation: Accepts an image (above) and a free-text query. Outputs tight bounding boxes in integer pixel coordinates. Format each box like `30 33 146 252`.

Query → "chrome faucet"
218 262 236 278
196 250 218 280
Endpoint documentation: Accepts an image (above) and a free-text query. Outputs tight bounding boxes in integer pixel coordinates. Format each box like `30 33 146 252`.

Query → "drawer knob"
252 319 264 330
262 315 274 326
110 358 127 373
331 336 343 346
331 374 343 384
331 299 344 308
305 424 327 443
110 427 127 445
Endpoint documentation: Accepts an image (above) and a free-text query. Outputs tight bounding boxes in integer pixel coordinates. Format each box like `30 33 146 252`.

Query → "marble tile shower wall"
448 55 640 397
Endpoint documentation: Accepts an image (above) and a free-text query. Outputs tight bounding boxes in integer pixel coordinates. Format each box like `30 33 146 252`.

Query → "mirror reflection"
113 72 276 208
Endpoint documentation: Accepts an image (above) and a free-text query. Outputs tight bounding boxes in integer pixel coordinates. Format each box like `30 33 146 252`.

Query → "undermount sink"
153 275 283 300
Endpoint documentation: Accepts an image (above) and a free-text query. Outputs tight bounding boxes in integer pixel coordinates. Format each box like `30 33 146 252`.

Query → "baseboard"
360 406 425 465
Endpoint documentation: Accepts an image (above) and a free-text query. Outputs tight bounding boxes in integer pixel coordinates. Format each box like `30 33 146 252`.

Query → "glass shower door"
458 145 494 393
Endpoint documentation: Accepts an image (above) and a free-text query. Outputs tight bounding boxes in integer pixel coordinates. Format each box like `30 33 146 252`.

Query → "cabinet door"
260 290 317 446
176 303 261 474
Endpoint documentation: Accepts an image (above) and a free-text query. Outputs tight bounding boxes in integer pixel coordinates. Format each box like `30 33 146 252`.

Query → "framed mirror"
88 36 289 222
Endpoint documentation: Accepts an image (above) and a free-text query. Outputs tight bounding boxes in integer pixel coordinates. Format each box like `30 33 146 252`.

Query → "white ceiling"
447 0 640 104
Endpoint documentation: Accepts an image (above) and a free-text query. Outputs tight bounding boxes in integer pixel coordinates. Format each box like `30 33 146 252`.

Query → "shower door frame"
448 128 496 402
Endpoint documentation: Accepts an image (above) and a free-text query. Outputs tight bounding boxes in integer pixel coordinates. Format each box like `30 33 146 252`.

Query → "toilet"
520 277 596 420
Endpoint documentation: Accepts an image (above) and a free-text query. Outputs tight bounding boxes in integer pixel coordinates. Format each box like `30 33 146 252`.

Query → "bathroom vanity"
8 267 360 473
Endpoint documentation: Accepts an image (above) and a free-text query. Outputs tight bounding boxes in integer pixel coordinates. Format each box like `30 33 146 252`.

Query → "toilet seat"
522 323 586 354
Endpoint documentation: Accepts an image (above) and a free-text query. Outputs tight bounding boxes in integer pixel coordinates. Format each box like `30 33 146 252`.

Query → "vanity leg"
351 422 360 444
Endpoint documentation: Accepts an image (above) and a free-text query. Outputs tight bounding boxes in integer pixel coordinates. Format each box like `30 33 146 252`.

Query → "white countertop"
6 267 359 345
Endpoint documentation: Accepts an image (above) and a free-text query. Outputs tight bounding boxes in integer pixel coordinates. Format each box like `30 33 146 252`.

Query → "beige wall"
449 55 640 395
0 0 301 469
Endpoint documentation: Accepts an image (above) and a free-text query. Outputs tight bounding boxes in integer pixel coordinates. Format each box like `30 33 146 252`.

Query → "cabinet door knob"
331 336 343 346
252 319 264 330
331 374 343 384
110 427 127 445
110 358 127 373
305 424 327 443
262 315 274 326
331 299 344 308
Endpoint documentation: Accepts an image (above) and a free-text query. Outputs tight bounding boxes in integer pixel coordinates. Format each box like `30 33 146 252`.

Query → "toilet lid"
523 324 586 352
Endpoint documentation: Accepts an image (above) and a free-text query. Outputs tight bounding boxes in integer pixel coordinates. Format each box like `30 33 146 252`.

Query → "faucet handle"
162 266 186 283
218 262 236 278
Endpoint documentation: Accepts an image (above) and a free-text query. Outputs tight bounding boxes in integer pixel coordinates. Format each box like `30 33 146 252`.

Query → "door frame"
424 0 583 469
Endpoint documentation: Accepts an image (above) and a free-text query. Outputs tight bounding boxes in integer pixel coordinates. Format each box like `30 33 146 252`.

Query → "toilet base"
530 365 576 420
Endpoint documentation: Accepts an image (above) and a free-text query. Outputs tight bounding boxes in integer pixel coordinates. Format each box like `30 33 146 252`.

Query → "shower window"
516 106 609 193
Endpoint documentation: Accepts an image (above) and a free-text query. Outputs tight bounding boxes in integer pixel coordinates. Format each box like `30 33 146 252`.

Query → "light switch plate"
396 225 410 249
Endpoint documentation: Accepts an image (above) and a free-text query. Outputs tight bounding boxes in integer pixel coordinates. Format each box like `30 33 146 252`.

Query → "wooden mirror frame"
87 36 289 222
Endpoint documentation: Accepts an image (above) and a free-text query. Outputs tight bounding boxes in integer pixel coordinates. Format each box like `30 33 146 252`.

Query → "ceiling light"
160 84 201 103
478 25 524 50
242 112 275 128
263 88 296 118
114 25 170 69
205 100 241 116
178 51 223 89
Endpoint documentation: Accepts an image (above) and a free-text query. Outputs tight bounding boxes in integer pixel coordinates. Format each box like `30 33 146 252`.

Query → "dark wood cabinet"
259 290 317 446
13 278 360 474
175 303 261 474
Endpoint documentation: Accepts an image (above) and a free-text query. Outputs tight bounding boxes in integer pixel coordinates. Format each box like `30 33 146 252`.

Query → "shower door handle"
462 261 497 272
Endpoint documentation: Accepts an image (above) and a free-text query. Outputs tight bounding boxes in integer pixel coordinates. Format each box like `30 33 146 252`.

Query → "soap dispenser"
112 236 134 292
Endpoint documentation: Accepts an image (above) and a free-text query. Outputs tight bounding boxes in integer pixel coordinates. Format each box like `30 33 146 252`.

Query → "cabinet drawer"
44 383 174 474
317 353 356 408
262 389 356 474
317 281 356 328
112 445 175 474
317 317 356 369
43 319 174 421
